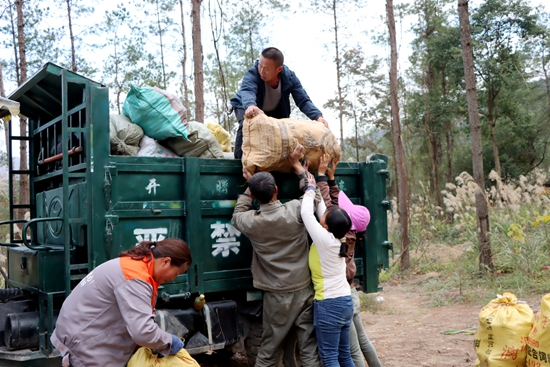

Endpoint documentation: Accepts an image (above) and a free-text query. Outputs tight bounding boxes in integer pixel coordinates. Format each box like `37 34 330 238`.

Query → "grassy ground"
364 169 550 312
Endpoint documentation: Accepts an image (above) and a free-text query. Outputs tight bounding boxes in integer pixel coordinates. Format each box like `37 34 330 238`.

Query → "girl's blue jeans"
313 295 356 367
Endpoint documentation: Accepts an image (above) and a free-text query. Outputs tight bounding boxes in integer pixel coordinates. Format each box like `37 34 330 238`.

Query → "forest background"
1 0 550 299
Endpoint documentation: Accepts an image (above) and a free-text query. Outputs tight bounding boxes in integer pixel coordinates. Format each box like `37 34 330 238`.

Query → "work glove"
170 334 184 355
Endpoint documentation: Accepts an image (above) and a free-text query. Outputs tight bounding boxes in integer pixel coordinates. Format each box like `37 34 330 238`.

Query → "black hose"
0 288 23 302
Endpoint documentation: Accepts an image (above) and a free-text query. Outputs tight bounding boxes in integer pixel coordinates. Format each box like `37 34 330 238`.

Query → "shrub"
385 167 550 300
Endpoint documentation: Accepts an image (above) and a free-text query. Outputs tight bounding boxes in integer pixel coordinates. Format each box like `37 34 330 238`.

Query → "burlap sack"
160 121 224 159
241 114 340 177
109 114 144 156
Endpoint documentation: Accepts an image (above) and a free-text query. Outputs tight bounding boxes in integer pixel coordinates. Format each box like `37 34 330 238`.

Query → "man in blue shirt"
230 47 329 159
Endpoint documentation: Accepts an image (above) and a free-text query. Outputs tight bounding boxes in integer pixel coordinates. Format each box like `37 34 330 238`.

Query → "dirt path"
362 279 479 367
197 269 544 366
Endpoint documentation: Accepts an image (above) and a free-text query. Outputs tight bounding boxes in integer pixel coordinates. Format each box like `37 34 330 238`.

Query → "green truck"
0 63 391 366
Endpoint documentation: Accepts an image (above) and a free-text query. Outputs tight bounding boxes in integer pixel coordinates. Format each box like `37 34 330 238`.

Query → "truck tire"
245 320 262 366
282 330 302 367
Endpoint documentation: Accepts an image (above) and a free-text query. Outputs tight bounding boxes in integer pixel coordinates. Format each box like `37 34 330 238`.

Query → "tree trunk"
0 63 9 157
543 50 550 105
487 89 501 176
156 1 167 90
114 40 122 114
15 1 26 84
9 2 20 83
0 63 5 96
66 0 77 72
488 121 500 176
429 133 441 207
15 0 29 224
246 15 255 67
445 123 452 183
353 107 359 162
191 0 204 122
386 0 410 271
543 51 550 125
179 0 191 122
424 63 441 208
331 0 345 155
443 77 453 184
458 0 493 271
208 0 229 130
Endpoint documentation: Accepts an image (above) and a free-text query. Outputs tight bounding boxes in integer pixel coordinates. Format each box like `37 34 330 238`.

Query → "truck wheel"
282 331 302 367
245 320 262 366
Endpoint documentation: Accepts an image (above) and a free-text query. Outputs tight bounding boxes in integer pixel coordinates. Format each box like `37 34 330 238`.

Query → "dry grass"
386 168 550 303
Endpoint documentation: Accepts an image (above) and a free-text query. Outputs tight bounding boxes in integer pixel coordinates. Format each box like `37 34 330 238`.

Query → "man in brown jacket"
232 166 321 367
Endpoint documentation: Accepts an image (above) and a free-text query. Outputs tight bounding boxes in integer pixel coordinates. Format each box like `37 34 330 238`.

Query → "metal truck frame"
0 63 391 367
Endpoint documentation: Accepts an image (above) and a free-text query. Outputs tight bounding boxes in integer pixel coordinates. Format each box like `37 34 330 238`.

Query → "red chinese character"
500 345 519 360
520 336 529 351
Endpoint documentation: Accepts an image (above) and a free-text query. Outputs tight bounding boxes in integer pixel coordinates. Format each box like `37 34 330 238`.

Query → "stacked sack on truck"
205 120 232 153
161 120 224 159
109 84 226 159
241 112 340 178
109 114 144 156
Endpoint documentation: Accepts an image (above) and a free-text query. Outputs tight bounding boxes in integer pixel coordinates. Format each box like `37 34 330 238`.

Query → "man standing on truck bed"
232 148 321 367
230 47 329 159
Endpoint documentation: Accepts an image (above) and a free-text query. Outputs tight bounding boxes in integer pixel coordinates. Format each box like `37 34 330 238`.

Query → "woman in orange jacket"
51 238 192 367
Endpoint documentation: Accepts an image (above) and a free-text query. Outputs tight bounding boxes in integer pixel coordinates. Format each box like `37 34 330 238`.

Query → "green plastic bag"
122 85 188 141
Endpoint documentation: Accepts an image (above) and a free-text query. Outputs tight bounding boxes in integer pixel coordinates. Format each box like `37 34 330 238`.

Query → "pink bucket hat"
338 191 370 232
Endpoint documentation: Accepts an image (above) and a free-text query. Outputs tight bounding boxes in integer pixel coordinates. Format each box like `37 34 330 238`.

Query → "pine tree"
387 0 411 271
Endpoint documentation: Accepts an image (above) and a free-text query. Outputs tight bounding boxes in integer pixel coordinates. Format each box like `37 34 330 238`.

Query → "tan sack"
205 121 232 152
241 114 340 177
161 121 224 159
109 114 144 156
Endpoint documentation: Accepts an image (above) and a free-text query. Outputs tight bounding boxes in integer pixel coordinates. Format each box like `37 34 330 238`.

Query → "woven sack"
127 347 199 367
109 114 144 156
241 114 340 178
205 121 232 152
526 293 550 366
137 135 179 158
160 121 224 159
122 85 188 141
474 292 534 367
